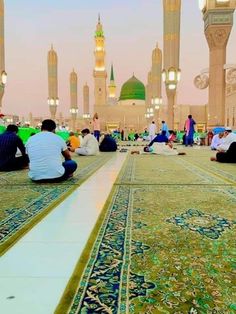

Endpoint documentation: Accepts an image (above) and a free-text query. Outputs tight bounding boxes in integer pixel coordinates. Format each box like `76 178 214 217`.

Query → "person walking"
184 114 196 147
148 121 157 141
161 121 170 138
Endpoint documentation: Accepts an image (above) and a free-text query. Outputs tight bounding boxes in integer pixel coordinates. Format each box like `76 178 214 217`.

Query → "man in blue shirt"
0 124 29 171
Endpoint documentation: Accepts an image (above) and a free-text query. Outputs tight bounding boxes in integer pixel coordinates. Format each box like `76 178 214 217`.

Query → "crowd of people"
0 118 118 182
0 113 235 181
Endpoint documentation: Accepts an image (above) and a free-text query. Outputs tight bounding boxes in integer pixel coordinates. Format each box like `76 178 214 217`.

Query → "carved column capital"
205 25 232 49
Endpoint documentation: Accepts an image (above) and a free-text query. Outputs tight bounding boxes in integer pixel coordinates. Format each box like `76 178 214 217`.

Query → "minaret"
163 0 181 129
151 43 162 105
108 64 116 98
108 64 117 105
69 69 78 131
83 83 90 116
93 15 107 109
0 0 6 112
29 112 33 127
47 45 59 120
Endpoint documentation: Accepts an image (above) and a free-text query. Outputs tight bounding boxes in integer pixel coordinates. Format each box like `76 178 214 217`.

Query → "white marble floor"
0 152 127 314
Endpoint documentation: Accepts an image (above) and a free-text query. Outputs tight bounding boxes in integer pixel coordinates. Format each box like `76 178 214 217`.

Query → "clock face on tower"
198 0 206 11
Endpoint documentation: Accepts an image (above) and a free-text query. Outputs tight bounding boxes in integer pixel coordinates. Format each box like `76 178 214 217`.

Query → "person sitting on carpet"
210 142 236 163
26 119 77 182
168 130 176 143
131 142 186 156
216 127 236 152
99 134 117 152
210 132 224 150
67 131 80 150
0 124 29 171
71 128 99 156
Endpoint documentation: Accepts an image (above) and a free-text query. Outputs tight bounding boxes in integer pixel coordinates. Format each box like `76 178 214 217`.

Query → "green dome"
119 75 145 101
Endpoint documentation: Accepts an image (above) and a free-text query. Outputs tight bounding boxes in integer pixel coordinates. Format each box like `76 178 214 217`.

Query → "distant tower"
93 15 107 109
0 0 7 112
108 64 117 105
69 69 78 131
47 45 59 120
83 83 90 116
151 43 162 105
163 0 181 129
29 112 33 126
146 71 152 108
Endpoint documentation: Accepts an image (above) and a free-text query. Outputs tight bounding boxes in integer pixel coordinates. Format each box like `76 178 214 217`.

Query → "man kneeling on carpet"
70 128 99 156
131 142 186 156
26 119 77 182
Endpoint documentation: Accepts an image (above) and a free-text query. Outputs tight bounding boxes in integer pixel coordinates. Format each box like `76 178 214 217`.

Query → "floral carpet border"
0 154 113 256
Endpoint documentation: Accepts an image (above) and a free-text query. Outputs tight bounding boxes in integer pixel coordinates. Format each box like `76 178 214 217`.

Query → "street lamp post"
48 98 59 120
162 68 181 129
199 0 235 128
163 0 181 131
0 1 6 112
152 96 163 129
70 108 79 131
0 70 7 111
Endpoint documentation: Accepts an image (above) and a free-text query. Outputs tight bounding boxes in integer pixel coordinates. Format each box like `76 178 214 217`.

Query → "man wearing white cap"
216 127 236 152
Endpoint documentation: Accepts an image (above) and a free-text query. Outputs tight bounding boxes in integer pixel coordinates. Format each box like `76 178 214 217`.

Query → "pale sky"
3 0 236 118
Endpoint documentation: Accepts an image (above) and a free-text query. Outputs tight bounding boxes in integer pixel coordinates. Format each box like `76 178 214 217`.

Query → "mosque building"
90 16 236 133
92 16 147 132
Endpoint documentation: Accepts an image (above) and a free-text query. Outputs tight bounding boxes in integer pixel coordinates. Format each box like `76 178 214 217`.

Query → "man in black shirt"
0 124 29 171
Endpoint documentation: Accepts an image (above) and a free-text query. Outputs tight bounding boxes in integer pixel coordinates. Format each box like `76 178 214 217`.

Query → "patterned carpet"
0 153 114 256
56 147 236 314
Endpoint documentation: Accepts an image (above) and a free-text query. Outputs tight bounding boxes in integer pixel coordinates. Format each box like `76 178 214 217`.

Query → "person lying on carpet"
131 142 186 156
26 119 77 182
0 124 29 171
148 130 169 146
70 128 99 156
210 142 236 163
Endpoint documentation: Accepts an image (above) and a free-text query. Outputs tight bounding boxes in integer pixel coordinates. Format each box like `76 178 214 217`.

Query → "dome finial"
98 13 101 23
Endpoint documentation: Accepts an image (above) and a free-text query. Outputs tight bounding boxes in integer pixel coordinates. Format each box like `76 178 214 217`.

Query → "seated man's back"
99 135 117 152
26 132 66 180
26 119 77 181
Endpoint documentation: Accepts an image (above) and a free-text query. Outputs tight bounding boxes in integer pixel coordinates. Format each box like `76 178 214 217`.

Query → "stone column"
163 0 181 130
0 0 5 111
166 89 176 130
203 7 234 127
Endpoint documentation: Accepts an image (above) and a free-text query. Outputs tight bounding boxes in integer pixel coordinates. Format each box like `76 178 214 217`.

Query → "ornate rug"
56 151 236 314
0 153 114 256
